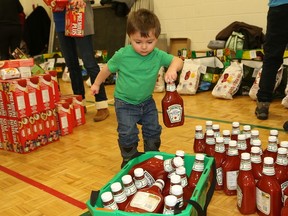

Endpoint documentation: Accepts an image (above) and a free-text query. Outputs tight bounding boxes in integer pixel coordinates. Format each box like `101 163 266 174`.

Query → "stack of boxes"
0 58 86 153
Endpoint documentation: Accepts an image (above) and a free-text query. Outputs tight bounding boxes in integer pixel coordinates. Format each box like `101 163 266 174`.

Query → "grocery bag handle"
90 190 100 207
175 156 216 216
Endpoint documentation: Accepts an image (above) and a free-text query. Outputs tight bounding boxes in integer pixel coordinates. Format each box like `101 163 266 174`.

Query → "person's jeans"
57 32 107 102
115 97 162 148
257 4 288 102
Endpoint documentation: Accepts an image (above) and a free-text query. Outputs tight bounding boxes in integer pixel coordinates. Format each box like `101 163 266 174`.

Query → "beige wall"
20 0 269 51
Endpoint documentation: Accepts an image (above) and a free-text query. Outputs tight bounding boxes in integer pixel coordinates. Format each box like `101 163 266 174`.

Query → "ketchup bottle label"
130 191 161 212
237 186 243 207
143 170 156 186
256 187 270 215
227 171 238 190
166 104 183 123
216 167 223 186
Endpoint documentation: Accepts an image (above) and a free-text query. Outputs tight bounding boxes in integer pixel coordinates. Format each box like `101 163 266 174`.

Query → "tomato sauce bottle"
280 141 288 155
275 148 288 187
231 122 240 141
188 153 205 193
250 130 260 146
193 125 205 153
121 174 137 200
204 120 213 139
101 191 119 210
163 195 177 214
263 136 278 162
222 129 231 153
256 157 282 216
237 152 256 214
222 140 240 196
252 139 263 156
162 174 181 197
237 134 248 155
242 125 252 152
161 82 184 128
250 146 263 182
212 124 221 138
110 182 129 211
125 179 165 213
204 129 215 156
176 166 192 202
214 136 226 190
171 184 184 209
269 129 279 145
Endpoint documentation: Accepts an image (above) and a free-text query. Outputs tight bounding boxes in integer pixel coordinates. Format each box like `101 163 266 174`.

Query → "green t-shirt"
107 45 174 105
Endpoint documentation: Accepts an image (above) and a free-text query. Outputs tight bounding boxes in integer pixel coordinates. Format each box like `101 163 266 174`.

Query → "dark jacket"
0 0 23 25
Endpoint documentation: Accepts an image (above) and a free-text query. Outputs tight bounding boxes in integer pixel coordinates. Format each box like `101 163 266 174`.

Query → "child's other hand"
91 84 100 95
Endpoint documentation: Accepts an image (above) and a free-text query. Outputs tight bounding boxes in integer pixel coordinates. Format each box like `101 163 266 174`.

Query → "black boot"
119 143 141 169
144 139 161 152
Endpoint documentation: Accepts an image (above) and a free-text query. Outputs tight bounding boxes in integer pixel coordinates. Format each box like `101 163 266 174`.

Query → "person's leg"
256 5 288 119
0 26 11 60
76 35 109 121
140 97 162 152
57 32 85 99
9 25 22 55
115 98 142 168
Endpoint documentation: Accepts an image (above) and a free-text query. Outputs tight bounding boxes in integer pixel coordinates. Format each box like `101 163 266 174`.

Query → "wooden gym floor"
0 79 287 216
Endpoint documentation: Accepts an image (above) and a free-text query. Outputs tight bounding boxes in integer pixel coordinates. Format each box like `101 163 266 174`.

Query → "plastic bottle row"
100 152 206 214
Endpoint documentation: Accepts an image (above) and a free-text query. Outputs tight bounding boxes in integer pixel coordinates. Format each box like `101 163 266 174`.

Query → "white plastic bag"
62 66 71 82
154 67 165 93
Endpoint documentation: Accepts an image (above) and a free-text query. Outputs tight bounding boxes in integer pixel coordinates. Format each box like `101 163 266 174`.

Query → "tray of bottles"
86 151 214 216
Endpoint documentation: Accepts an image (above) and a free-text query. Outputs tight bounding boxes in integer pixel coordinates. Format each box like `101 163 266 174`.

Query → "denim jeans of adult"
115 97 162 149
257 4 288 102
57 32 107 102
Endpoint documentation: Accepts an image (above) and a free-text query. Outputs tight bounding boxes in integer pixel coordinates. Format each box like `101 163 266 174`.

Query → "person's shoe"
93 108 109 122
255 101 270 120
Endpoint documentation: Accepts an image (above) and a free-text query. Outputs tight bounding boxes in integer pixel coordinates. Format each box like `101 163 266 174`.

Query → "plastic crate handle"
90 190 99 207
175 156 216 216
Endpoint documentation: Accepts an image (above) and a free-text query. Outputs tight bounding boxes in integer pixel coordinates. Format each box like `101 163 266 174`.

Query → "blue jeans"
115 97 162 148
57 32 107 102
257 4 288 102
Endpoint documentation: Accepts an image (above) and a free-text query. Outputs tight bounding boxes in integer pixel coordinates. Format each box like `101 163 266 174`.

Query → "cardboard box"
65 5 85 37
38 74 55 110
0 117 12 151
45 109 60 143
26 76 44 114
47 70 60 103
56 102 74 136
0 58 34 69
0 82 8 117
169 38 191 56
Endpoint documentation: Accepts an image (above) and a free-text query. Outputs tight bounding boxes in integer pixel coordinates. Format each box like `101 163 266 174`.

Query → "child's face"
129 30 158 56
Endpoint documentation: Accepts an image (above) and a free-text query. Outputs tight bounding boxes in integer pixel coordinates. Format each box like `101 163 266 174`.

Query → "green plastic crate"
86 151 215 216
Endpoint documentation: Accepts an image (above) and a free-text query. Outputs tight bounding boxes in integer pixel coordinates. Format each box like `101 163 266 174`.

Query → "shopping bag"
154 66 165 93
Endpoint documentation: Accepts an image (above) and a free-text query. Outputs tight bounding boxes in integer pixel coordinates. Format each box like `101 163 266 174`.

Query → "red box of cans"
65 4 85 37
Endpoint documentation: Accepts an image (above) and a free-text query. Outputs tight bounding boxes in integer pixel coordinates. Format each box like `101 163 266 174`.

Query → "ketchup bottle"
269 129 279 145
275 147 288 186
163 195 178 214
222 129 231 153
101 191 119 210
176 166 192 202
204 120 213 139
110 182 129 210
263 136 278 162
250 146 263 182
161 82 184 128
214 137 226 190
256 157 282 216
204 129 215 156
231 122 240 141
280 141 288 155
237 134 248 155
125 179 165 213
251 139 263 156
212 124 221 138
222 140 240 196
188 153 205 193
237 152 256 214
242 125 252 152
162 174 181 197
121 174 137 200
170 184 184 209
193 125 205 153
250 129 260 145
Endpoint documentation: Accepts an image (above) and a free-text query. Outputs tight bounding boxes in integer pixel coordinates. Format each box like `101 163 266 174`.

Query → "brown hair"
126 9 161 38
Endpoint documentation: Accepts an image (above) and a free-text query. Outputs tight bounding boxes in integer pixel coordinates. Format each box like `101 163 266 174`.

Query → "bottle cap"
232 122 240 127
280 141 288 148
111 182 122 192
170 174 181 184
212 124 220 129
216 137 224 143
101 191 113 202
206 129 214 136
251 146 261 154
243 125 251 131
134 168 144 177
176 166 186 175
206 120 213 126
176 150 185 157
173 157 184 167
195 125 202 130
241 152 250 160
229 140 237 147
268 136 277 142
278 147 287 155
222 130 230 135
164 195 177 206
270 129 278 136
121 175 132 184
264 157 274 165
252 139 261 146
237 134 246 140
171 185 183 196
154 155 164 160
251 130 259 136
195 153 205 161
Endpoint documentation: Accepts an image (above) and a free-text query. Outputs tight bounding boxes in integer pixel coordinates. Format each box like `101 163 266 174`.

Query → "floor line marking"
0 165 87 210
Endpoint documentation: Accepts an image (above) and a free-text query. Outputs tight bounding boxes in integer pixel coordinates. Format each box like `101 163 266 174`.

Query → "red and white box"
43 0 69 12
0 68 20 80
46 109 60 142
65 4 85 37
0 58 34 69
38 74 55 110
47 70 60 103
26 76 44 114
56 102 74 136
0 117 13 151
2 78 32 119
33 113 48 147
0 81 9 117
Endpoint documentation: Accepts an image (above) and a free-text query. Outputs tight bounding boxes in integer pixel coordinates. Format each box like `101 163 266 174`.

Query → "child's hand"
91 83 100 95
164 71 178 83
